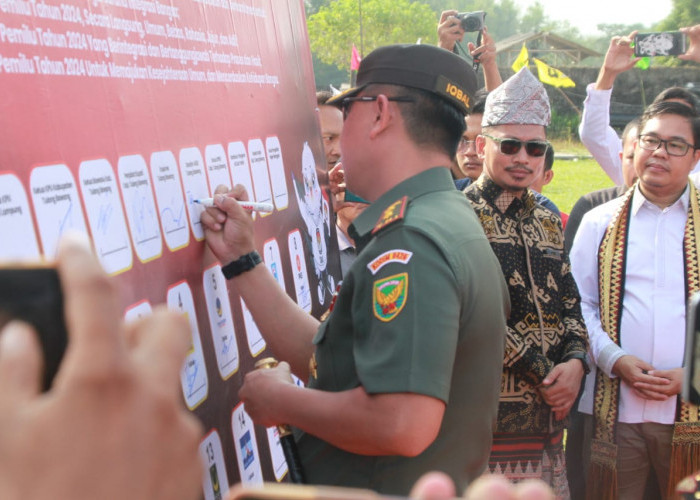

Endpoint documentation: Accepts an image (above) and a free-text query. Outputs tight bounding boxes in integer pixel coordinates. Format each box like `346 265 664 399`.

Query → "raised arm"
468 27 502 91
201 185 320 379
578 31 640 186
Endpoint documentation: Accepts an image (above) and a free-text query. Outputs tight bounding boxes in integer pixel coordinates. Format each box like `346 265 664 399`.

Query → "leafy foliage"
305 0 691 86
654 0 700 67
657 0 700 31
307 0 436 71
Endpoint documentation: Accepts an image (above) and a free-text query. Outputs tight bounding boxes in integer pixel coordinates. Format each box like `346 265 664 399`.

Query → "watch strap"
221 251 262 280
563 351 590 374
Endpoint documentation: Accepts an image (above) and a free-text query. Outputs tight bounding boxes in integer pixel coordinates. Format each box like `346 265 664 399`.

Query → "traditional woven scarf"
587 182 700 500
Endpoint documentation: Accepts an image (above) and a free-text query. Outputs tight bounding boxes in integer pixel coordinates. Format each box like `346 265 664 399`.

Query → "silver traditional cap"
482 67 551 127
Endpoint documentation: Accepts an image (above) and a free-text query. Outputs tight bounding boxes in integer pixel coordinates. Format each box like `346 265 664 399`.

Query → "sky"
510 0 674 37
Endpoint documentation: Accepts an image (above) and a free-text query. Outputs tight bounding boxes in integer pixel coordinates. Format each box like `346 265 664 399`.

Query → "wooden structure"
495 31 601 68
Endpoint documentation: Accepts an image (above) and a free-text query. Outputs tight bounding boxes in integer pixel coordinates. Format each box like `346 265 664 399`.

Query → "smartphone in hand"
0 265 68 390
634 31 687 57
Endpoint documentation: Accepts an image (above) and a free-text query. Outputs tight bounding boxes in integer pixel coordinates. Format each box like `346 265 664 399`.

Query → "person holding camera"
437 10 502 92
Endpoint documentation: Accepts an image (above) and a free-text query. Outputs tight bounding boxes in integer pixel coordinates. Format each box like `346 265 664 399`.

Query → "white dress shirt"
578 84 627 186
570 184 689 424
578 83 700 185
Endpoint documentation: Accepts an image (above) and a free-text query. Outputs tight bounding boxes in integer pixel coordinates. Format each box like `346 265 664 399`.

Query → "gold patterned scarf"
588 182 700 500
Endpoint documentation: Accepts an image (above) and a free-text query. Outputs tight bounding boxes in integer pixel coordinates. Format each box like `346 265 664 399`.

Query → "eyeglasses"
339 96 415 120
458 138 476 151
638 134 695 157
482 134 549 157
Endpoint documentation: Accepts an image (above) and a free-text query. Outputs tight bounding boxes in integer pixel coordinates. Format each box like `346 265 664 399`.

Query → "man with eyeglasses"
201 43 509 495
464 68 589 497
570 101 700 499
578 28 700 188
454 92 488 185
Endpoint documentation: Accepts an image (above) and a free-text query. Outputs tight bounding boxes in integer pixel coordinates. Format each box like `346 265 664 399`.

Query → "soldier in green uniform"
202 44 509 496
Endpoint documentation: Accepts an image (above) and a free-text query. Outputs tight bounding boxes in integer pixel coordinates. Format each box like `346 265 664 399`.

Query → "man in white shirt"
578 27 700 185
570 100 700 499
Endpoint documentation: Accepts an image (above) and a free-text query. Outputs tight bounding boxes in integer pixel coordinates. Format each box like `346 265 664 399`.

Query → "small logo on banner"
367 249 413 275
373 272 408 322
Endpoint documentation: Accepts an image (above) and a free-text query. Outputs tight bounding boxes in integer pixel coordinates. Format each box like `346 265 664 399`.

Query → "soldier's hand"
201 184 257 265
239 361 296 428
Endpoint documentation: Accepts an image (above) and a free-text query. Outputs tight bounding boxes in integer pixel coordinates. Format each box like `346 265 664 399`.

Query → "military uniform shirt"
295 167 509 495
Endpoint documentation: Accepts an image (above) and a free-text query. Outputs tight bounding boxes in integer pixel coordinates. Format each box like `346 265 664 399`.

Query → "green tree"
658 0 700 31
488 0 520 41
307 0 436 71
520 1 546 34
422 0 496 16
596 23 648 39
653 0 700 66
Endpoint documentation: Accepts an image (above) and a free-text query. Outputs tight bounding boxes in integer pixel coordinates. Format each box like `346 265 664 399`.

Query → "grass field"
541 140 616 214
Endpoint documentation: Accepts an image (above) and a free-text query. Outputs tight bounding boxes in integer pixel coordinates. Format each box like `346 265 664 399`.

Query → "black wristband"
221 251 262 280
563 351 590 375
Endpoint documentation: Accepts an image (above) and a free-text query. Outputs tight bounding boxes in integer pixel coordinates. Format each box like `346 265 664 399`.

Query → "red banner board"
0 0 340 494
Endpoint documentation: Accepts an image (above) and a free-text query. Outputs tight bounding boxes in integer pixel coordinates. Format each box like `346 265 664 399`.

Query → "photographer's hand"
596 31 640 90
680 25 700 62
0 234 203 500
468 27 502 90
437 10 464 52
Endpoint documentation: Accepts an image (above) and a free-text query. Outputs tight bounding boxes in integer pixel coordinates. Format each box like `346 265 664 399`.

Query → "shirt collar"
475 175 536 213
336 225 353 251
349 167 454 245
632 182 690 215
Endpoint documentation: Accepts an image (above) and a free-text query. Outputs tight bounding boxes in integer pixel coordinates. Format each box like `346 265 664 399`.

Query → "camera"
456 11 486 32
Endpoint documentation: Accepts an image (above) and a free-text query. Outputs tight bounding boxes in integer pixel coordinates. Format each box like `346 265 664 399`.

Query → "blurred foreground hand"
0 233 203 500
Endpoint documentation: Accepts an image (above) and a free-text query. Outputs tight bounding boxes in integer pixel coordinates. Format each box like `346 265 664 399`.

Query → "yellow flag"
533 58 575 88
511 44 529 72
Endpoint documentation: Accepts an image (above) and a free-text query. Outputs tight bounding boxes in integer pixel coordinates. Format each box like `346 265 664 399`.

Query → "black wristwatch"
563 351 590 374
221 251 262 280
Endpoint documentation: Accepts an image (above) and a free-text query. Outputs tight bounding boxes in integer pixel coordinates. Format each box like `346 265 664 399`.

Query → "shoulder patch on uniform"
373 272 408 322
367 249 413 275
372 196 408 235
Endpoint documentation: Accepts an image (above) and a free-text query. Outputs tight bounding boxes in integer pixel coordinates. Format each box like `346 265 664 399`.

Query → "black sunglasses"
339 96 415 120
482 134 550 157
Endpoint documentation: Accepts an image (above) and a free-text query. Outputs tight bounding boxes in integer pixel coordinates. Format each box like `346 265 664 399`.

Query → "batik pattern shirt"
465 176 588 434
